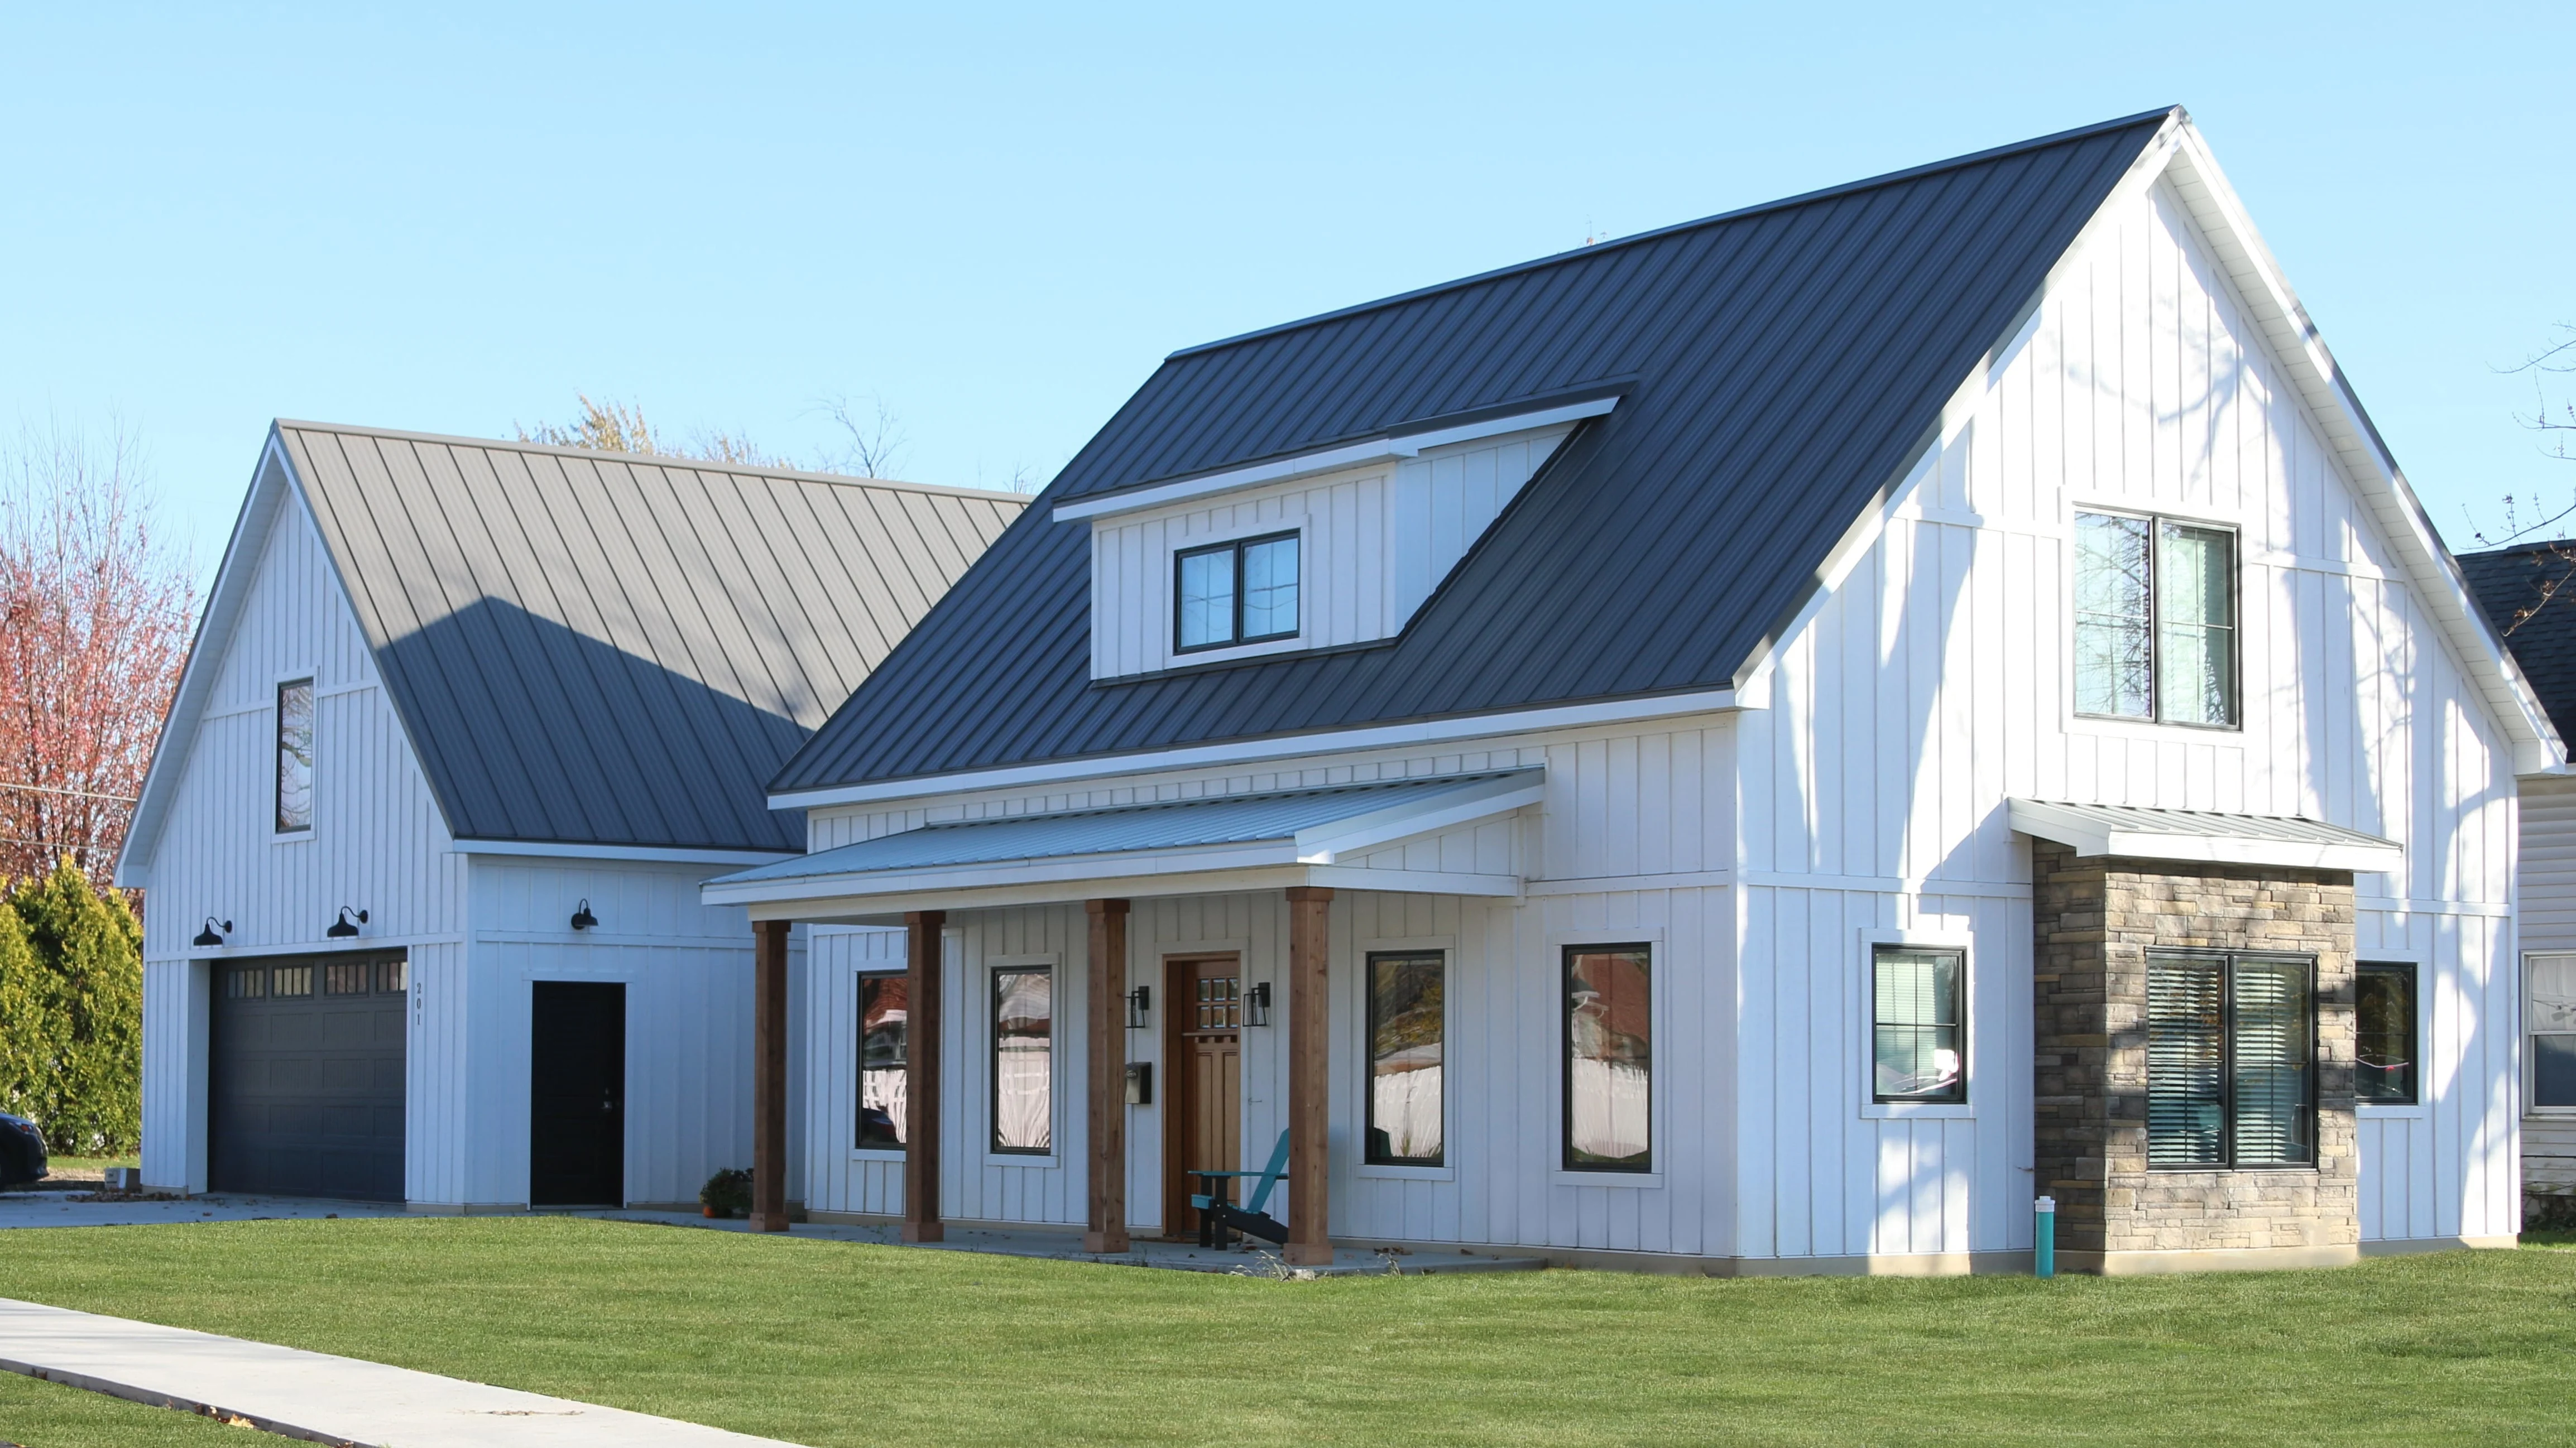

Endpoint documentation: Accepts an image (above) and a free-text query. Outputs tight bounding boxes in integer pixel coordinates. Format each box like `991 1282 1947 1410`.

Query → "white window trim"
2062 499 2244 735
1858 927 1977 1120
1354 934 1456 1184
2526 951 2576 1117
852 965 908 1160
1549 926 1666 1189
978 951 1063 1168
271 668 318 841
2355 951 2430 1119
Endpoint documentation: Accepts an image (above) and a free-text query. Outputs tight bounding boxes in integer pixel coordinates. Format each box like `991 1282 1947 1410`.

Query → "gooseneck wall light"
569 899 598 931
193 917 231 948
326 906 369 940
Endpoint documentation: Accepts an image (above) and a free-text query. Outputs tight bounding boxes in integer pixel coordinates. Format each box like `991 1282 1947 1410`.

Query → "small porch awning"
2006 798 2401 873
704 769 1545 923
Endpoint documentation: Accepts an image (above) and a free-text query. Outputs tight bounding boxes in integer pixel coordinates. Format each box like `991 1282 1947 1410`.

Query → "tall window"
1365 952 1445 1166
2147 951 2314 1168
2073 512 2237 727
1873 945 1965 1103
1563 945 1651 1172
2356 962 2418 1105
991 966 1053 1153
2530 953 2576 1110
275 679 314 832
1176 531 1299 652
858 973 907 1148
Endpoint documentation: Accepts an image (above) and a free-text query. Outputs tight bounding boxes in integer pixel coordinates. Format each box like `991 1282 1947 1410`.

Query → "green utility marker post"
2033 1195 2056 1278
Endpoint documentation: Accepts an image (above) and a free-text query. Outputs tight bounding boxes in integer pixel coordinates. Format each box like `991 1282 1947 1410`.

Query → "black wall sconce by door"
1245 981 1272 1027
326 906 368 939
569 899 598 931
193 917 231 948
1125 984 1150 1030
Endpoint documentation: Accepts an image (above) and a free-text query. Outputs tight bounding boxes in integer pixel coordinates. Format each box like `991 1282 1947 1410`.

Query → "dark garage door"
210 952 407 1201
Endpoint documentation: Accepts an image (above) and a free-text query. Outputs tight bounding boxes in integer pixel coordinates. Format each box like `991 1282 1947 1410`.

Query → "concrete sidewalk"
0 1297 800 1447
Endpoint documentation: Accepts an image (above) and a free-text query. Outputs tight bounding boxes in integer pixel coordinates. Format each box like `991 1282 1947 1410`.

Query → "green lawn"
0 1372 249 1447
3 1220 2575 1447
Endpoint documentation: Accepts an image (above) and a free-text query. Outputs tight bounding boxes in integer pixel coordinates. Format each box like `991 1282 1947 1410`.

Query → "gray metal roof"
716 771 1534 884
2008 801 2392 849
774 109 2177 794
276 422 1026 851
2006 798 2400 872
2459 542 2576 745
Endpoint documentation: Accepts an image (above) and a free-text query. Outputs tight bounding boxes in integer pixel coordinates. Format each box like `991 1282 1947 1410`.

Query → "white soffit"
1050 396 1620 523
2007 798 2402 873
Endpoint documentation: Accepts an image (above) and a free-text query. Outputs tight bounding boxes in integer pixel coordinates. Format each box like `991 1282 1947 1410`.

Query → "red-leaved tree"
0 420 196 883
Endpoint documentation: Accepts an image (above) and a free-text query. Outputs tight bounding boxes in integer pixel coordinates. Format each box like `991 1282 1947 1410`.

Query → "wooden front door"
1163 954 1243 1238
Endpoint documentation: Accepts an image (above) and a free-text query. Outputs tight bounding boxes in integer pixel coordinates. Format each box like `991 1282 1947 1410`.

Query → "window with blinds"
2529 953 2576 1111
2147 951 2314 1169
1872 945 1965 1103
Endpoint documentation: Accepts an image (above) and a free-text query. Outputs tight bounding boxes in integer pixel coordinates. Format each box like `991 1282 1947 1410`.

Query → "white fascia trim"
707 840 1299 907
2006 801 2402 874
453 838 798 867
770 687 1738 811
1050 396 1620 523
745 863 1524 924
1293 768 1545 863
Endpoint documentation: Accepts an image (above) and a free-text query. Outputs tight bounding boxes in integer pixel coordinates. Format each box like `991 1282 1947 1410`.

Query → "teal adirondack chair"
1189 1129 1291 1248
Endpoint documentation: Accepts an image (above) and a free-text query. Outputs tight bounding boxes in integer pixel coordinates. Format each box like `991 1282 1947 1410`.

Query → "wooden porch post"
1085 898 1131 1253
902 910 946 1243
748 918 791 1233
1283 886 1334 1267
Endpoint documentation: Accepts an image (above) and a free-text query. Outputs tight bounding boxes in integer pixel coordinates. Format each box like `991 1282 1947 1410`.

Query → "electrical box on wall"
1124 1062 1153 1105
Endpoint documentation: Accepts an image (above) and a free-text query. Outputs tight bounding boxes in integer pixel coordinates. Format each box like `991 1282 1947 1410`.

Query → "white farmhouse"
117 423 1023 1209
710 108 2557 1273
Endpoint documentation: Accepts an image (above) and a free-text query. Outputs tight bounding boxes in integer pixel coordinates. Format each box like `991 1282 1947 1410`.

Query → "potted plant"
699 1167 751 1219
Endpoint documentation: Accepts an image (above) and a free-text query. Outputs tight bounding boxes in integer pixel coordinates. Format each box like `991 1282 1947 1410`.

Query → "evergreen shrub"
1 859 143 1154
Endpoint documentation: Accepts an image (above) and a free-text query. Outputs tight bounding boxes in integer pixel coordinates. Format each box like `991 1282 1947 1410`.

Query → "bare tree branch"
807 393 910 479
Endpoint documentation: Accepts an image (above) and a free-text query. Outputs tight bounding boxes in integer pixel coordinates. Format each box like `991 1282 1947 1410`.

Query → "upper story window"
275 679 314 833
2074 512 2237 727
1176 531 1299 653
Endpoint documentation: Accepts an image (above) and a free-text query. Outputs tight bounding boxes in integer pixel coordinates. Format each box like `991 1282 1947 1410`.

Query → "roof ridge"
2457 539 2576 559
1166 106 2181 363
270 418 1033 503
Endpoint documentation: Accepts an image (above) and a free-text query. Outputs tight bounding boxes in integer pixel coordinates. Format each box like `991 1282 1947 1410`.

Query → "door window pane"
2074 513 2152 718
2356 963 2417 1104
1366 952 1444 1166
1176 546 1234 651
1872 946 1964 1103
858 973 907 1148
2157 523 2236 726
2230 957 2313 1165
276 679 314 831
1241 534 1300 641
2147 956 2227 1167
991 968 1052 1153
1564 946 1651 1171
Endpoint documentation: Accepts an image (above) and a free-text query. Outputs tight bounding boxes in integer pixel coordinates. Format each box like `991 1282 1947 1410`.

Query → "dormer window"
1176 531 1299 653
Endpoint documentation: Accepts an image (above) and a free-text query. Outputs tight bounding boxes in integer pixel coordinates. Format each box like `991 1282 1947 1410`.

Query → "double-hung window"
2530 953 2576 1111
1365 952 1445 1166
1872 945 1965 1103
2147 951 2314 1168
2355 961 2419 1106
2073 512 2237 727
1176 531 1299 652
1563 945 1652 1172
857 973 907 1148
276 679 314 832
991 966 1053 1154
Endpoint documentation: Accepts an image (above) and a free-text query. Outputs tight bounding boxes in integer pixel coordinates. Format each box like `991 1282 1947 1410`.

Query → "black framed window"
1175 531 1299 652
2073 512 2237 727
858 973 907 1148
1563 945 1651 1172
2356 962 2417 1105
2147 951 2314 1168
991 966 1052 1154
1365 952 1445 1166
1872 945 1965 1103
2530 953 2576 1110
275 679 314 831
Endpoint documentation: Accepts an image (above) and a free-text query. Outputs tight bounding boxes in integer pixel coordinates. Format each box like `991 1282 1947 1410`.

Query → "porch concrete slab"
0 1296 798 1447
590 1210 1548 1276
0 1189 401 1230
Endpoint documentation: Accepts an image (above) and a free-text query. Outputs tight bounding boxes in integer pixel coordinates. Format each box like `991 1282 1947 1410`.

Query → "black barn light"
569 899 598 931
193 917 231 948
327 906 368 939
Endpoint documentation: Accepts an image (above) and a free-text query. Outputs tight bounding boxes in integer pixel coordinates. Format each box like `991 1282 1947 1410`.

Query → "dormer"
1060 389 1622 680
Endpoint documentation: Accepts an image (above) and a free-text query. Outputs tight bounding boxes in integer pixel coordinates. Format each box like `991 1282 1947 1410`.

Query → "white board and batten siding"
1735 174 2519 1253
1086 426 1572 679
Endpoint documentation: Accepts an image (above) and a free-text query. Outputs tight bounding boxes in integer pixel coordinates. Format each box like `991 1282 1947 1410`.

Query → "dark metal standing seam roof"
773 109 2176 795
276 424 1026 850
2459 542 2576 744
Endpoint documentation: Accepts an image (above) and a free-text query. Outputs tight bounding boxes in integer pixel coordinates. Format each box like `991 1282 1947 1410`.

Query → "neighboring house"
2459 542 2576 1203
709 107 2558 1274
116 423 1024 1208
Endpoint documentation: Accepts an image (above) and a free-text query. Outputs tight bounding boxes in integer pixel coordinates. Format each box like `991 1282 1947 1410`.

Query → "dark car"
0 1113 46 1188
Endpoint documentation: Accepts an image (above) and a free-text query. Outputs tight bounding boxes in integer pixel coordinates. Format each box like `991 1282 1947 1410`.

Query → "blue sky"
4 4 2569 581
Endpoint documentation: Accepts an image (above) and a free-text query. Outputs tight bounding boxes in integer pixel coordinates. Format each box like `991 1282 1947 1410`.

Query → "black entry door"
530 981 625 1206
210 953 407 1201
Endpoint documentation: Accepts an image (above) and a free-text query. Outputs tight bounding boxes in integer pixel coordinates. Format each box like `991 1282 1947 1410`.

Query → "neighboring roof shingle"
2459 541 2576 744
772 108 2175 795
276 423 1026 850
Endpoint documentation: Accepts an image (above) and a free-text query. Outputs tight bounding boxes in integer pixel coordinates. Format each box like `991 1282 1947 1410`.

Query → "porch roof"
2006 799 2402 873
703 769 1543 921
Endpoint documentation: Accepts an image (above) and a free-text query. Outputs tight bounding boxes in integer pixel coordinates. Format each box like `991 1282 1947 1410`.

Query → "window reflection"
1366 953 1443 1166
1564 946 1651 1171
992 968 1052 1153
859 973 907 1148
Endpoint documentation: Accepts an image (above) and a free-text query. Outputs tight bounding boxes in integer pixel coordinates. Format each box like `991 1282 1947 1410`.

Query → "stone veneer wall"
2031 842 2358 1263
